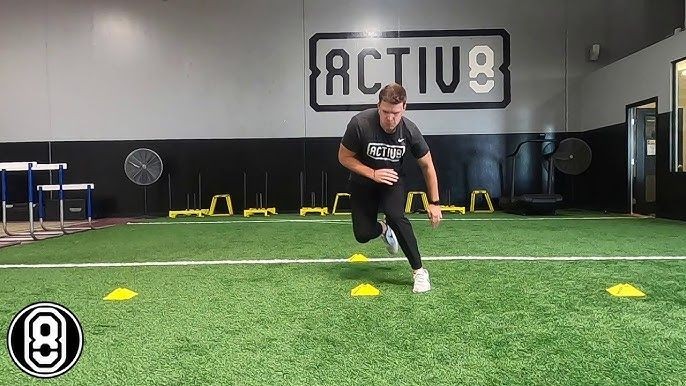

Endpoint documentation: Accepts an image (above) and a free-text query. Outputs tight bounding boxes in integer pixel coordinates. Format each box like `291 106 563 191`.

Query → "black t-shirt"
341 108 430 184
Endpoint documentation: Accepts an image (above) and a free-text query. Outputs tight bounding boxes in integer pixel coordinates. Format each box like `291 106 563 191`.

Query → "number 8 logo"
469 45 496 94
7 302 83 379
24 309 67 372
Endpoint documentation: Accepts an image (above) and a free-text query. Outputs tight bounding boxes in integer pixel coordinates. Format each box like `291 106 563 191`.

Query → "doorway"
627 98 657 215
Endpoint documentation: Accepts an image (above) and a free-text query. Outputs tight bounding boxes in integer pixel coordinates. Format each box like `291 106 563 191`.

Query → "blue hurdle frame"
37 167 95 234
1 163 71 241
0 167 22 246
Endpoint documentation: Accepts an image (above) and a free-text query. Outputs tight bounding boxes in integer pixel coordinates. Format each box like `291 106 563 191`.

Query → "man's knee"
354 229 377 243
353 221 381 243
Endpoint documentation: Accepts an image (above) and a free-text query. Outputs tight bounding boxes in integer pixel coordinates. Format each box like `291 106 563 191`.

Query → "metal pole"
28 163 35 238
168 173 172 211
552 156 557 194
87 185 93 228
321 171 324 207
325 172 328 207
2 169 10 236
510 157 517 200
58 169 67 233
300 171 304 208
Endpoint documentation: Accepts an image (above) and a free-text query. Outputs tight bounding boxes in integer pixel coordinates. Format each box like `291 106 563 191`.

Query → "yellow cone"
104 287 139 301
606 283 646 298
351 283 380 297
348 253 369 263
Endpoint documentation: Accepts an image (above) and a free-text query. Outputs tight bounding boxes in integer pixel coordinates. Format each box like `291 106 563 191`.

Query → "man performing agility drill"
338 83 442 293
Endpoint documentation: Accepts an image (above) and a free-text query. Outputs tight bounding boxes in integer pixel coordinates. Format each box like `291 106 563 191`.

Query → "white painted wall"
0 0 682 142
0 0 306 142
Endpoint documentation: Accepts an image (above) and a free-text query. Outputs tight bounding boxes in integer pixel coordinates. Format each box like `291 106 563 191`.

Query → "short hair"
378 83 407 105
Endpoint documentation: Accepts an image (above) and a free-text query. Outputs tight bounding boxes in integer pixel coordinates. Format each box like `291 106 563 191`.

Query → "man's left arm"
417 152 442 228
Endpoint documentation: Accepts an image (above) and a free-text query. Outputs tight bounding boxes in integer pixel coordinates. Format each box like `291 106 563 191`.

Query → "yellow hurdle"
405 191 429 213
470 189 494 213
207 194 234 216
332 193 351 215
406 191 465 214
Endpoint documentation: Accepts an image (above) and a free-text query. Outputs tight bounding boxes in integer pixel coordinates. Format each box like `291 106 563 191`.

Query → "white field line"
1 255 685 269
126 216 640 226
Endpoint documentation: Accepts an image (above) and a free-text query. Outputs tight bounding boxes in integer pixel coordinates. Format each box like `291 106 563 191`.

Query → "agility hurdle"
0 162 39 245
332 193 351 215
0 161 98 242
2 162 69 240
0 162 59 242
37 183 95 234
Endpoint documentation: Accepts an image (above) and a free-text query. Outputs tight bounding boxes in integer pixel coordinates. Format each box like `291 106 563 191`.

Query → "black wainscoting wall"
1 133 557 217
561 121 630 213
656 112 686 220
1 116 684 220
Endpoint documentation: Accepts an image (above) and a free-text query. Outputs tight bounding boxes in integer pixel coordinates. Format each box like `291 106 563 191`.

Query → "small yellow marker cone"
351 283 380 297
348 253 369 263
104 287 139 301
606 283 646 298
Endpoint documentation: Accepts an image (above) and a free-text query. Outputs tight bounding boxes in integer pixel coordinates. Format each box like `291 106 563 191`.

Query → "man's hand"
427 203 442 228
339 145 399 186
372 169 398 185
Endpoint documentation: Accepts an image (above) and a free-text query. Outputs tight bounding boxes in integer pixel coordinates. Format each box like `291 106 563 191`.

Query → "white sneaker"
380 221 399 254
412 268 431 293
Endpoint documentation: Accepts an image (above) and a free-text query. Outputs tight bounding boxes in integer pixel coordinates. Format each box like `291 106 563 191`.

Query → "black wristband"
429 200 440 205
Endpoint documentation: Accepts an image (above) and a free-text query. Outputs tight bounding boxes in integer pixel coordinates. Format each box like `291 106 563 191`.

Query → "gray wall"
570 26 686 220
0 0 306 141
0 0 682 142
572 31 686 130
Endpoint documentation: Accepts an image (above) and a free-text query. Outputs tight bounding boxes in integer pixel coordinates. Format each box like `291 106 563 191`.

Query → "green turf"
1 261 686 385
1 211 686 385
0 212 685 265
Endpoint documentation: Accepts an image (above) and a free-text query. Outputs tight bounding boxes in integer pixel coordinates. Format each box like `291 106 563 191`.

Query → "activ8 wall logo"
308 29 510 111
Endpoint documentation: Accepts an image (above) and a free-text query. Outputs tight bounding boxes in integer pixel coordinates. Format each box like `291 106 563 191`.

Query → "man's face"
378 100 406 133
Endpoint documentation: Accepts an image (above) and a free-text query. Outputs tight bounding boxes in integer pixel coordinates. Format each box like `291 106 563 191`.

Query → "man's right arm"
338 144 398 185
338 144 374 179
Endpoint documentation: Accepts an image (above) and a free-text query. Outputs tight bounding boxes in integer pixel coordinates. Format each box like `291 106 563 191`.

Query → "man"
338 83 442 293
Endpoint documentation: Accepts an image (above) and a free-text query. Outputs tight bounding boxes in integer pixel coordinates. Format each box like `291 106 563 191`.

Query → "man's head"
378 83 407 133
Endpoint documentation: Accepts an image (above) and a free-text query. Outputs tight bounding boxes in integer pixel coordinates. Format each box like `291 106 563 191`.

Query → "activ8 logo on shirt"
367 143 406 162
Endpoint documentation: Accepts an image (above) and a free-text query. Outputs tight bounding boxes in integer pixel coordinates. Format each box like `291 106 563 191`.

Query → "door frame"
626 96 658 215
671 55 686 172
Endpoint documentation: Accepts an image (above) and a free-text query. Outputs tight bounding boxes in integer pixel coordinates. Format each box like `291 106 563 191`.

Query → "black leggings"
349 180 422 270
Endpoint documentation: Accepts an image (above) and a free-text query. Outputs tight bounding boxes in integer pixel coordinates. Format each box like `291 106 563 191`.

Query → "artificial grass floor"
1 261 686 385
1 211 685 385
0 211 685 265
